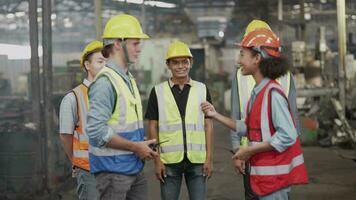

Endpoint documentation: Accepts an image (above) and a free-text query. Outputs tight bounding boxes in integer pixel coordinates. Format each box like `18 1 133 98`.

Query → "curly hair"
251 49 291 80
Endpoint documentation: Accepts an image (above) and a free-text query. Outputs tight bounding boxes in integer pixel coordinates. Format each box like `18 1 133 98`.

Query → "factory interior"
0 0 356 199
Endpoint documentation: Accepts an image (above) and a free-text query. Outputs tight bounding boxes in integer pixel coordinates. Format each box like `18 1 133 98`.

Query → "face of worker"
167 57 192 79
123 38 142 63
85 51 105 77
238 47 261 76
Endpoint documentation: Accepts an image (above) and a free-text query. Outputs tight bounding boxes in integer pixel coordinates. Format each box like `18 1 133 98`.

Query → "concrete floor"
53 124 356 200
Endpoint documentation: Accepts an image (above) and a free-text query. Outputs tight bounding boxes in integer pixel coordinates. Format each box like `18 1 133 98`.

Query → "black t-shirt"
144 81 212 120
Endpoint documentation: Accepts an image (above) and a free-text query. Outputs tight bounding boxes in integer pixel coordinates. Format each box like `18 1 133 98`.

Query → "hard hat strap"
252 46 270 59
120 40 133 66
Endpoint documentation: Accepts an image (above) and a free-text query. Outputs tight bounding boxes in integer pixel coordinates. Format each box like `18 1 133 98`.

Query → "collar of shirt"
168 77 192 88
83 78 91 87
248 78 270 112
106 59 133 82
251 78 270 97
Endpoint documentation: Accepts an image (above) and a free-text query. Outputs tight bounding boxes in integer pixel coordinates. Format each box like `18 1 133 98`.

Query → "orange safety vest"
245 80 308 196
72 83 90 171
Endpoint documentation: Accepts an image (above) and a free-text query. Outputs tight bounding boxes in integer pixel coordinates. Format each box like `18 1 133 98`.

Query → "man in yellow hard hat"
59 40 105 200
85 14 157 199
145 40 213 200
230 19 301 200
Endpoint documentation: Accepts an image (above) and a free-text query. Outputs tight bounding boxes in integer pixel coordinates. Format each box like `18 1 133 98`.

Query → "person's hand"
232 147 252 161
201 101 217 117
233 158 246 175
134 139 158 160
154 159 166 183
203 160 213 179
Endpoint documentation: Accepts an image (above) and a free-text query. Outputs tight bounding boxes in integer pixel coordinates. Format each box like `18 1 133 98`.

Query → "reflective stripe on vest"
72 84 90 170
250 154 304 176
89 66 144 175
246 80 308 195
155 80 207 164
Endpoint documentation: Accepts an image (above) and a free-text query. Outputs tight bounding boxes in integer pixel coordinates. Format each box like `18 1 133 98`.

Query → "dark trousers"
243 162 258 200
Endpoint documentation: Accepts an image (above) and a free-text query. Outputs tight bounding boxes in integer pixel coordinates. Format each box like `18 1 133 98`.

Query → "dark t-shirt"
144 81 212 120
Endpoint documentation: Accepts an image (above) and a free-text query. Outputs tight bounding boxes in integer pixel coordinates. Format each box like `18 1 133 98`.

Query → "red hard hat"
237 28 281 58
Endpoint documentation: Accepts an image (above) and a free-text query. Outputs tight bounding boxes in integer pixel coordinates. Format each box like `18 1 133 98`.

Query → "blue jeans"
259 187 291 200
160 158 206 200
75 168 99 200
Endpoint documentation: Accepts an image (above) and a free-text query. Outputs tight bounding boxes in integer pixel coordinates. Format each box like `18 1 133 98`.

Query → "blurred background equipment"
1 0 356 199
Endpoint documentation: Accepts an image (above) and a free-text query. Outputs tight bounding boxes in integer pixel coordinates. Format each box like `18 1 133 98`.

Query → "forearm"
248 141 274 156
59 134 73 161
205 119 213 161
106 134 138 152
213 113 236 131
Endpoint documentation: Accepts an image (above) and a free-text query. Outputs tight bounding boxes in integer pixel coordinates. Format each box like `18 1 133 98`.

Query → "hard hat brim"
102 33 150 39
165 55 193 60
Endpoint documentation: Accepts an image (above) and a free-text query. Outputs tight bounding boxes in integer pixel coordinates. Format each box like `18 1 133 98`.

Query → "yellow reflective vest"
155 80 207 164
88 66 144 174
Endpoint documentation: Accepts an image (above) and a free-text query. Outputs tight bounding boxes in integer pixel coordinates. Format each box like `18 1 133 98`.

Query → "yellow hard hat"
102 14 149 39
165 41 192 60
80 40 103 68
244 19 271 36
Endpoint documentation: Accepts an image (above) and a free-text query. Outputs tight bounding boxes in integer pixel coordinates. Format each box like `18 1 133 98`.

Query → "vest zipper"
182 116 187 153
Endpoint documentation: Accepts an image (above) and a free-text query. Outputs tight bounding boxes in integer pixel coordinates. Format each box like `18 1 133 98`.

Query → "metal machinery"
292 25 356 149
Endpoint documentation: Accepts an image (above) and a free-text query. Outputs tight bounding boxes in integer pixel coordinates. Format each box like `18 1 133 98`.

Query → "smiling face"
167 57 192 80
238 47 261 76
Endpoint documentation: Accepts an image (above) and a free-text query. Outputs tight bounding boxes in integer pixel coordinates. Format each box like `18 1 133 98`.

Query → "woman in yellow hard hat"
85 14 157 199
145 40 214 200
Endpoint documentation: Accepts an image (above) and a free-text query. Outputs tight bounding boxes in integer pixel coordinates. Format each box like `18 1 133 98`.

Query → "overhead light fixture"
127 0 144 4
113 0 143 4
113 0 176 8
6 13 15 19
218 31 224 38
304 13 311 20
15 12 25 17
145 1 176 8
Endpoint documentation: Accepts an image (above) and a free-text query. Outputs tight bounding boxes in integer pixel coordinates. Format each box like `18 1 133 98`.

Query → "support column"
337 0 346 117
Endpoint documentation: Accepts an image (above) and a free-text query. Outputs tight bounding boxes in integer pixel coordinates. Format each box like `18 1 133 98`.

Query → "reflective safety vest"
72 84 90 171
89 66 144 175
245 80 308 196
236 69 291 147
155 80 207 164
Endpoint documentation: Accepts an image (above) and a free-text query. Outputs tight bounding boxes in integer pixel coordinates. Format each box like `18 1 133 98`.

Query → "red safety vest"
245 80 308 196
72 83 90 171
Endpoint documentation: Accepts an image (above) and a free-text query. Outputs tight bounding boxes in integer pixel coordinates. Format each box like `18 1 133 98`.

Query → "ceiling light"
145 1 176 8
15 12 25 17
6 13 15 19
218 31 224 38
127 0 144 4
